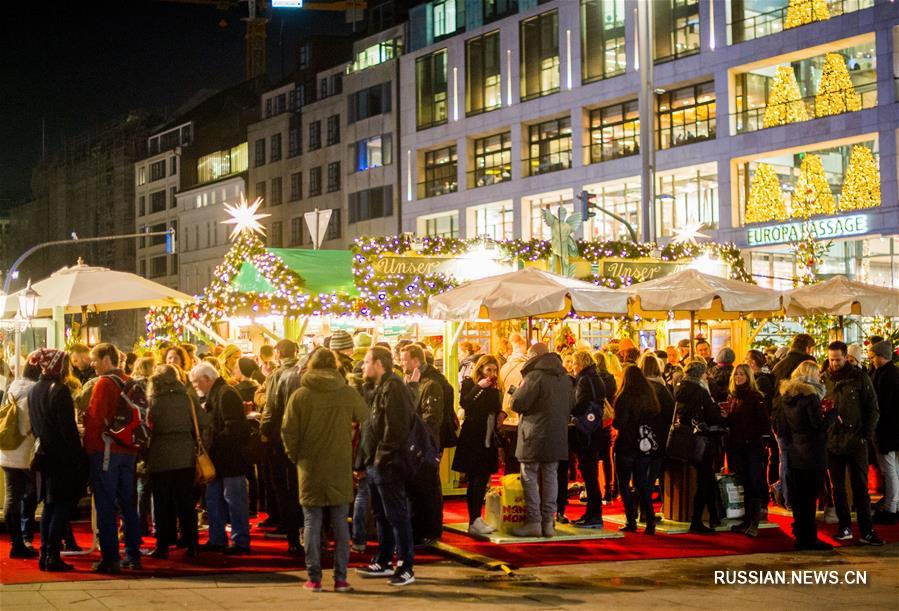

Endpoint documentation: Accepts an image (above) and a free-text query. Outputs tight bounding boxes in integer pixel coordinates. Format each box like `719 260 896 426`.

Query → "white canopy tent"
784 275 899 317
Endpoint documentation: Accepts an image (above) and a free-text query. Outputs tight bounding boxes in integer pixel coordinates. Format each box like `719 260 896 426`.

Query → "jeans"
575 451 603 520
690 455 720 527
2 467 30 548
352 475 371 546
206 475 250 548
615 453 654 526
150 467 198 549
304 505 350 582
89 452 143 563
520 461 558 525
776 436 790 507
787 467 824 544
729 444 768 526
136 469 152 536
368 465 413 571
266 442 302 543
40 500 70 559
828 444 873 535
465 471 491 524
876 449 899 513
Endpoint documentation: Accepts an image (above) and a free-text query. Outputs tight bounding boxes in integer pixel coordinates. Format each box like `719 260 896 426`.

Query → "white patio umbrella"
2 260 191 317
427 267 630 321
624 269 785 356
784 276 899 317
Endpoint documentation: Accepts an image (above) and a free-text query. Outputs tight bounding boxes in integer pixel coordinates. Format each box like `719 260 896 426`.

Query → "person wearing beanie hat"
708 348 735 403
846 344 864 368
330 330 354 352
871 341 899 524
232 357 261 405
351 332 373 365
329 330 356 378
220 344 242 381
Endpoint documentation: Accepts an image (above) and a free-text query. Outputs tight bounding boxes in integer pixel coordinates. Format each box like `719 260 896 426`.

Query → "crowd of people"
0 329 896 591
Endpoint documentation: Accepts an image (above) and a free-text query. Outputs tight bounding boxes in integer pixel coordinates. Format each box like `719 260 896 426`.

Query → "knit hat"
221 344 241 363
330 330 354 351
677 339 691 349
847 344 864 363
30 348 67 378
871 340 893 361
684 359 707 378
354 332 373 349
238 357 258 378
527 342 548 359
716 347 736 364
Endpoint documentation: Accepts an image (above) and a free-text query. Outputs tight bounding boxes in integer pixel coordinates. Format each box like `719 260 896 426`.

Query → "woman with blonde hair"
570 350 608 527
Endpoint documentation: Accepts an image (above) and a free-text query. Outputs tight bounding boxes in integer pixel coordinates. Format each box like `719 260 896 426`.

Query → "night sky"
1 0 341 210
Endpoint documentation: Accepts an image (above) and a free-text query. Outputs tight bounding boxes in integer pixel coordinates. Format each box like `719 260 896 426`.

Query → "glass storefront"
584 176 641 241
655 163 719 236
525 190 574 240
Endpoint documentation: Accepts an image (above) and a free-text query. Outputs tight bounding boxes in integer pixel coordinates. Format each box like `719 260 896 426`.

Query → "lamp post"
12 280 40 378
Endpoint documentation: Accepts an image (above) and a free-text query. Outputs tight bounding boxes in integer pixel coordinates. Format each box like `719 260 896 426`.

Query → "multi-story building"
399 0 899 288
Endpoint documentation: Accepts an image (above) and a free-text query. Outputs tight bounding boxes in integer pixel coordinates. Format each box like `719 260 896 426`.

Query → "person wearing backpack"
569 350 607 528
1 358 40 559
84 343 143 573
613 365 661 535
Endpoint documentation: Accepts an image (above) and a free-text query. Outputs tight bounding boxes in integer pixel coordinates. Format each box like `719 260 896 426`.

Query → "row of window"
139 255 176 279
137 156 177 186
255 163 343 203
418 81 715 198
137 187 178 217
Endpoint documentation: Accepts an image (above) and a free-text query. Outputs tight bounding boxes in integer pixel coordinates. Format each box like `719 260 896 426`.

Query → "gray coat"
147 376 205 473
510 352 573 463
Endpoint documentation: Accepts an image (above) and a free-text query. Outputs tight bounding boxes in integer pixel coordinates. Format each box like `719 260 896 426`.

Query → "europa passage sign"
746 214 868 246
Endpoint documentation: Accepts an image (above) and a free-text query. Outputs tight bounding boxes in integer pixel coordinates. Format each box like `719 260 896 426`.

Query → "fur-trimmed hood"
779 376 824 399
149 374 187 397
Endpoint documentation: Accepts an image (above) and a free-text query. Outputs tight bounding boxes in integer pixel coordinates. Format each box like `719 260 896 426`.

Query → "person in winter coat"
771 334 817 392
613 365 661 534
708 348 736 403
673 359 722 533
498 333 529 473
569 350 607 528
638 353 675 508
1 359 39 558
27 349 86 572
453 355 504 535
281 348 367 593
870 341 899 524
723 364 771 537
190 361 251 554
822 341 884 546
773 361 833 551
509 343 573 538
593 350 618 501
146 365 205 559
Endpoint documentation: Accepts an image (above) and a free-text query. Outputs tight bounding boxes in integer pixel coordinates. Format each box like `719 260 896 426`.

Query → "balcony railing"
586 133 640 164
467 164 512 189
729 0 874 44
523 148 572 177
733 81 877 135
417 177 458 199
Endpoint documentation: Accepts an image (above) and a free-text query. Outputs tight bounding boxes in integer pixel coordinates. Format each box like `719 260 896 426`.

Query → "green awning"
233 248 359 296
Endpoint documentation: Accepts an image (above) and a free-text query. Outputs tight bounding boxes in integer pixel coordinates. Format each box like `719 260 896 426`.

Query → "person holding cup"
722 364 770 537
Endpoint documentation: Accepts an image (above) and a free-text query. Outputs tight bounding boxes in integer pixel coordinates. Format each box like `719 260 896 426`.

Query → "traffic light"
579 191 597 219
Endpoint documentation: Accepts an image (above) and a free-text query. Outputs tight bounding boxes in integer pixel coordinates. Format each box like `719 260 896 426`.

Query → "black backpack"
402 410 442 482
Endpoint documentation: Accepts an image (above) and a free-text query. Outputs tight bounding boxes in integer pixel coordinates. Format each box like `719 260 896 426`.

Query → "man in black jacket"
355 346 417 587
260 339 302 554
871 341 899 524
190 362 250 554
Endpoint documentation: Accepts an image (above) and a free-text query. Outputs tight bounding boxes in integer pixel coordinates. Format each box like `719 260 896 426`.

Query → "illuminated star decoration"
671 222 710 245
222 196 270 240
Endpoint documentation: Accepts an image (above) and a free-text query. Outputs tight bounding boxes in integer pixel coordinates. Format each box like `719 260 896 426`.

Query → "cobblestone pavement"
2 543 897 610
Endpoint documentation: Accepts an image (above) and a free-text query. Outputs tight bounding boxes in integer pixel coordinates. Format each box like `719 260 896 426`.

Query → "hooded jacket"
406 363 445 444
282 368 368 507
0 378 36 469
773 378 828 469
771 350 816 394
823 363 879 455
205 377 249 477
260 356 298 440
510 352 573 462
873 361 899 453
147 374 203 473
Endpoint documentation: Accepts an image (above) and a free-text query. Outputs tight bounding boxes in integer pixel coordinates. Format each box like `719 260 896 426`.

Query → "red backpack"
102 376 152 452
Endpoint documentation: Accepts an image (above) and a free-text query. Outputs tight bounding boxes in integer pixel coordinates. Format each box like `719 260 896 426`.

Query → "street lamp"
18 280 40 320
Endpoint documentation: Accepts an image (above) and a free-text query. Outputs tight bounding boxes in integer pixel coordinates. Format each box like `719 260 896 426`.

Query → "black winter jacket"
872 361 898 453
355 373 414 479
571 364 607 453
771 351 816 395
773 378 828 470
205 377 249 477
452 378 501 474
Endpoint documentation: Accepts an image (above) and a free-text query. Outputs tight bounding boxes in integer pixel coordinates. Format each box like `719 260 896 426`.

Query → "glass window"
150 256 167 278
484 0 517 23
526 116 572 177
730 0 873 44
138 195 145 216
423 212 460 238
290 217 304 245
349 185 393 224
290 171 302 200
473 202 514 240
433 0 458 39
269 221 283 247
655 164 718 236
170 156 177 176
355 134 392 172
581 0 626 83
271 177 282 205
348 38 402 73
466 31 502 116
326 115 340 146
586 177 641 241
254 138 266 166
308 121 321 150
588 99 639 163
150 190 166 214
520 10 559 101
288 115 302 157
528 195 574 240
150 160 166 182
422 146 458 198
348 83 391 123
137 166 146 186
656 81 716 150
326 209 341 241
256 181 267 203
327 162 341 192
309 166 322 196
654 0 700 63
169 186 177 209
471 132 512 188
416 50 448 130
270 133 282 162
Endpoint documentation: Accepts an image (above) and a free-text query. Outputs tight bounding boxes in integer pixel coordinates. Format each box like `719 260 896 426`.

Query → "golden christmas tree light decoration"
839 145 881 211
745 163 788 223
762 66 809 128
784 0 830 29
815 53 861 118
793 154 836 219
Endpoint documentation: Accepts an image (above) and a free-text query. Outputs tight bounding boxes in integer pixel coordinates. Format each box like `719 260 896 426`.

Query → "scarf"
827 363 853 382
28 348 67 379
798 375 826 399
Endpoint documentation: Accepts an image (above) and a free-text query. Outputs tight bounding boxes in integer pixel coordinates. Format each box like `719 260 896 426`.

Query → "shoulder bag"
666 402 707 464
190 399 216 484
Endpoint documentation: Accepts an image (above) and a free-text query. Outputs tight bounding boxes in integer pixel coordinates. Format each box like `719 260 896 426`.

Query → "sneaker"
334 580 354 593
573 516 604 529
834 527 853 541
511 522 542 537
356 562 393 578
388 569 415 587
859 532 885 546
350 543 367 554
556 513 570 524
468 517 495 536
823 507 839 524
303 580 322 592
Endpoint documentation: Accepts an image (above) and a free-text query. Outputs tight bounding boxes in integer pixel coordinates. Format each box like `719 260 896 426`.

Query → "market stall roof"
232 248 358 297
427 267 629 321
784 275 899 317
625 268 784 320
2 261 192 317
